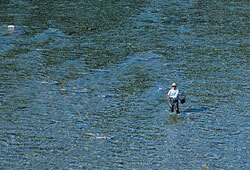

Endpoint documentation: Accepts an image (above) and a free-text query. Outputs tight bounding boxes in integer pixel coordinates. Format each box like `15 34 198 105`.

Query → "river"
0 0 249 169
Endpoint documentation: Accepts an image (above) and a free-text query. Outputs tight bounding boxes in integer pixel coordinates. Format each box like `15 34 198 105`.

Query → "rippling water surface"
0 0 249 169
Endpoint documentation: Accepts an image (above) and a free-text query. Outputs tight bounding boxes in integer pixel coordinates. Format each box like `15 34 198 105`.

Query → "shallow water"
0 0 249 169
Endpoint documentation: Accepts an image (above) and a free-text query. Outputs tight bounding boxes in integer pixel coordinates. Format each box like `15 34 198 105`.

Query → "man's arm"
166 90 171 98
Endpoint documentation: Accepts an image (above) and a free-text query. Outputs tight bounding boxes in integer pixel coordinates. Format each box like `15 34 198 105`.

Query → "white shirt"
167 88 179 100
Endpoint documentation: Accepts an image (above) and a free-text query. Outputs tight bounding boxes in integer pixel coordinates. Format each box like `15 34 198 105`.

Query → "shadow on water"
164 107 209 125
182 107 209 114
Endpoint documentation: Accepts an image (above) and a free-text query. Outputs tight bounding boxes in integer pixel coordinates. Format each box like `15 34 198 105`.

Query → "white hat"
171 83 177 87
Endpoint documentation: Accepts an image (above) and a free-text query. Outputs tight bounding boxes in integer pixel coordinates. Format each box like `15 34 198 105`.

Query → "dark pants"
169 99 179 113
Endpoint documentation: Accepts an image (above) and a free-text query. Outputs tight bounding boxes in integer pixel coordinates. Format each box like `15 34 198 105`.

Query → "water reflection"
166 113 184 125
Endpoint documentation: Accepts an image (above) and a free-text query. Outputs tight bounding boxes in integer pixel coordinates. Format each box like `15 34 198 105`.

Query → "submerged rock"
84 133 111 139
95 136 110 139
99 94 113 98
2 25 25 37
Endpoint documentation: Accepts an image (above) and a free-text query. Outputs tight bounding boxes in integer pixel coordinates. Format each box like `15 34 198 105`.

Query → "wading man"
166 83 180 113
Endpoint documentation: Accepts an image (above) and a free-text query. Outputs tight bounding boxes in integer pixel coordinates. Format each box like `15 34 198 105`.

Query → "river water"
0 0 249 169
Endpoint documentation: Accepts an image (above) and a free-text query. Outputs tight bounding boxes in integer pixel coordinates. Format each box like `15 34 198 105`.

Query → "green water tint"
0 0 248 169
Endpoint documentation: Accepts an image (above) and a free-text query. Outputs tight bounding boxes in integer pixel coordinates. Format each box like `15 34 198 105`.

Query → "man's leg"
176 101 180 113
169 100 174 112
